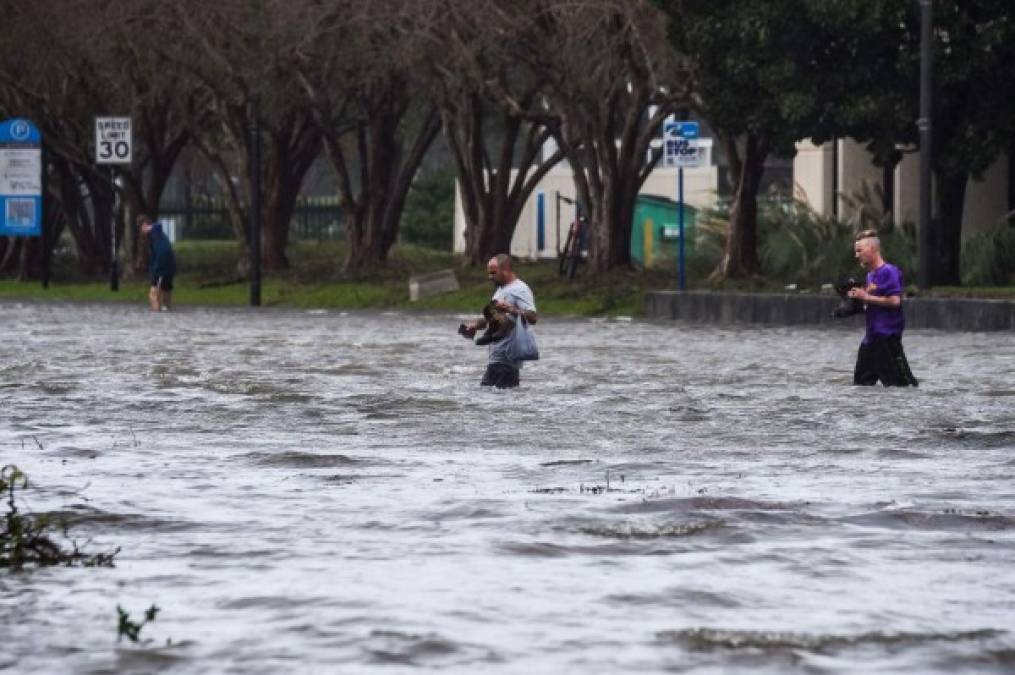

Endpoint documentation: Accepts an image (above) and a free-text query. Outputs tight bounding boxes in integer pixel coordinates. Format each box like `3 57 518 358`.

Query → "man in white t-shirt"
460 254 538 388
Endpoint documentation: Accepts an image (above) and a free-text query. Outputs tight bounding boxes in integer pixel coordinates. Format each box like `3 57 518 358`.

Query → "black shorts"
481 363 520 389
152 276 174 292
854 335 918 387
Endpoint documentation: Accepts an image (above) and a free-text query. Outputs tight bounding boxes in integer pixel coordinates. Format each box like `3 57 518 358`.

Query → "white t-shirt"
489 278 536 367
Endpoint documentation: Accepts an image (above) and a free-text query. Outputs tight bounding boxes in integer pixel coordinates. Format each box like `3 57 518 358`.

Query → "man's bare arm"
494 300 537 324
868 295 901 308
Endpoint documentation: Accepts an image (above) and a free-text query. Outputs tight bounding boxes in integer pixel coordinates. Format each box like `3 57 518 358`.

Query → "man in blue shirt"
138 214 176 312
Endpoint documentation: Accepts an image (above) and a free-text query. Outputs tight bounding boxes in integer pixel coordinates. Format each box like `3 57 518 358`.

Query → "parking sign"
0 118 42 237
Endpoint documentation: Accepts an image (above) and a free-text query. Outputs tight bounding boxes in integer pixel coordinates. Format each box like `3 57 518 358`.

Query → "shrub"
962 219 1015 286
694 181 917 287
1 465 118 570
117 604 160 643
401 167 455 251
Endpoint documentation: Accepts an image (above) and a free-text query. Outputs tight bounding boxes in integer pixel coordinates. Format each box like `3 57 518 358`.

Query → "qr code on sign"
6 198 34 228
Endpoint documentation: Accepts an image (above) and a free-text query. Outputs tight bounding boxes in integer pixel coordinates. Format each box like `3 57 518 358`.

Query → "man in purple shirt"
847 230 918 386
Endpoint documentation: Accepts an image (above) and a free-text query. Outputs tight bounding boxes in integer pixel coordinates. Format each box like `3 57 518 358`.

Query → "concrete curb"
408 269 460 302
645 291 1015 331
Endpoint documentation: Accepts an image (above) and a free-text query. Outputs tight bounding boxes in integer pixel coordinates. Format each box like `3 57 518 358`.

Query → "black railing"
158 202 344 241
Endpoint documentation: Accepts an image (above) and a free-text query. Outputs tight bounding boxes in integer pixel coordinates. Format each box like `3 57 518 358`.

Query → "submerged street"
2 302 1014 673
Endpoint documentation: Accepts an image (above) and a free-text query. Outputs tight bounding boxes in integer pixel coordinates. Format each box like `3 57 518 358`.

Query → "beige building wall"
794 139 1010 237
837 138 884 219
963 156 1009 235
794 140 834 216
895 150 920 227
454 139 719 259
795 138 887 220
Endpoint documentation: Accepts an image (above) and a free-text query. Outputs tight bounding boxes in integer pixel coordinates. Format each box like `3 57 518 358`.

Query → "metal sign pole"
110 167 119 291
94 117 132 291
555 191 561 257
41 140 49 289
249 96 262 307
678 167 686 291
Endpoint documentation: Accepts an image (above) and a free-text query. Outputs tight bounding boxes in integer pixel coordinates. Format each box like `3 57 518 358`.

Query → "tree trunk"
341 182 387 276
0 238 20 275
262 178 299 270
564 137 645 274
882 161 895 215
463 215 509 266
343 225 387 275
88 173 116 262
379 113 439 256
259 128 322 271
933 170 967 286
549 89 672 275
17 236 43 281
587 168 641 272
711 134 767 281
220 195 251 279
61 168 113 278
1007 142 1014 225
195 109 319 276
341 118 398 275
329 109 439 276
447 98 563 267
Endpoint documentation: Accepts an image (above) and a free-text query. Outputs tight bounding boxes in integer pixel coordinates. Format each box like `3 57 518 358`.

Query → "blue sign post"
536 191 545 252
663 121 700 291
0 118 43 238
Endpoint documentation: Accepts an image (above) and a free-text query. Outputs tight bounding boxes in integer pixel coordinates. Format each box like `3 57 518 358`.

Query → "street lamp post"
110 168 120 292
917 0 934 290
249 96 262 307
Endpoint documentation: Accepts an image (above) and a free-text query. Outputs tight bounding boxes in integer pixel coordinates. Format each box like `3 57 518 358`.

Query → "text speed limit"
95 117 132 165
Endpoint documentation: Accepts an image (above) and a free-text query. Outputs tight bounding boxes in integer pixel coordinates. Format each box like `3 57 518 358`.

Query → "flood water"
1 300 1014 673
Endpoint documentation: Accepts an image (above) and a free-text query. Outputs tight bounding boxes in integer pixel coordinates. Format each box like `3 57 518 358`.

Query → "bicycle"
558 215 588 279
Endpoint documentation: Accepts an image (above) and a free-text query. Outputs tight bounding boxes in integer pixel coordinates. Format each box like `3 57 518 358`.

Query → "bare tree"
163 0 322 272
111 1 193 277
0 1 116 278
295 0 440 276
0 1 192 279
419 0 565 266
494 0 690 272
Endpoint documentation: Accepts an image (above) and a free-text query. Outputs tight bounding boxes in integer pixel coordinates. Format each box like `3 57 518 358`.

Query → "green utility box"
630 195 696 269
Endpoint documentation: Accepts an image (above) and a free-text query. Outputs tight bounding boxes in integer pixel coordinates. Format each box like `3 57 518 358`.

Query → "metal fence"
159 202 344 241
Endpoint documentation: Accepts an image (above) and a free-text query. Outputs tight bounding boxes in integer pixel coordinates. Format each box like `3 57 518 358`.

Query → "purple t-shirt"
863 263 905 344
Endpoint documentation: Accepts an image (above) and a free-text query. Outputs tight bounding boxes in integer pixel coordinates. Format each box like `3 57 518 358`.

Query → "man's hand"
493 299 516 315
494 299 538 324
848 288 901 308
847 287 869 302
458 321 482 339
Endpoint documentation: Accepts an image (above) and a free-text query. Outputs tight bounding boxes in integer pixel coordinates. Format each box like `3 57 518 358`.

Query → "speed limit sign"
95 117 132 164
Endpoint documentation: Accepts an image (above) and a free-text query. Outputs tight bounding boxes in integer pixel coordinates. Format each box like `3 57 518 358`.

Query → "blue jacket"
148 222 176 281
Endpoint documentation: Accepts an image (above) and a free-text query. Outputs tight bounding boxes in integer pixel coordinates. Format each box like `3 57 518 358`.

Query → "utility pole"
249 96 262 307
917 0 934 289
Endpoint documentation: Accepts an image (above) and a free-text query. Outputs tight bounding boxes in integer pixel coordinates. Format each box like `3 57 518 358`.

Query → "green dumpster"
631 195 696 269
